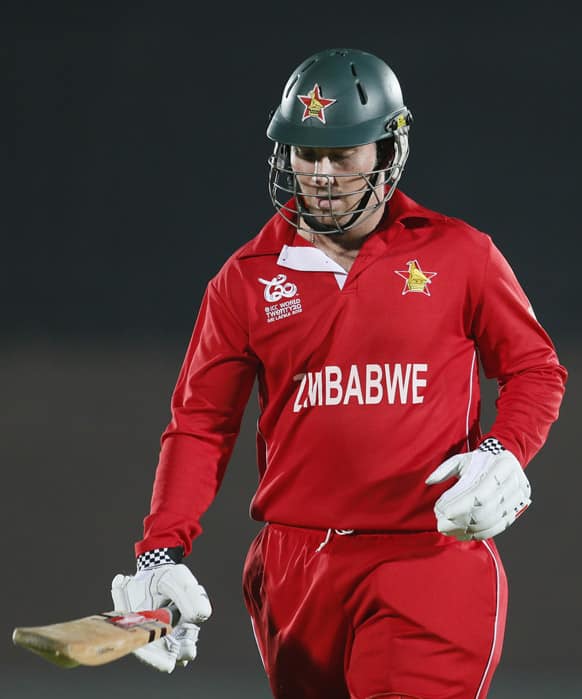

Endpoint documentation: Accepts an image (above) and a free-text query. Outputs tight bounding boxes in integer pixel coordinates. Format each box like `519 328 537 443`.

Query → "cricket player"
111 48 567 698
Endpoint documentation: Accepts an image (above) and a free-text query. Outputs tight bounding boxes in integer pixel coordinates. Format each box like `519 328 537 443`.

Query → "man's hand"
111 556 212 673
426 438 532 541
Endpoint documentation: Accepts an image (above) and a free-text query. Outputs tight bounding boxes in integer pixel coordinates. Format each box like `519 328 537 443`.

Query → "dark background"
2 2 580 697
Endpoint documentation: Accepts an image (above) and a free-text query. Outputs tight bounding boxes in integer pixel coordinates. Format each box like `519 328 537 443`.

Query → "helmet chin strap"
296 171 381 236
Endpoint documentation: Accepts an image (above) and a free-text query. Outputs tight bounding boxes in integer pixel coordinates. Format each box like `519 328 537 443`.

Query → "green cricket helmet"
267 48 412 234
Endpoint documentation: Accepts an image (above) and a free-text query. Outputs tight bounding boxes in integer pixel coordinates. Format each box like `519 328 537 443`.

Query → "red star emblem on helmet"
297 84 337 124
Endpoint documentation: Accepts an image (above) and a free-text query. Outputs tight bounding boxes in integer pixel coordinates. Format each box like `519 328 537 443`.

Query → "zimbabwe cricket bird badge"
297 84 337 124
394 259 437 296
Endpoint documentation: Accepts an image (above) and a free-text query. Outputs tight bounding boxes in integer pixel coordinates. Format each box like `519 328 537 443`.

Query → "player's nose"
310 157 336 186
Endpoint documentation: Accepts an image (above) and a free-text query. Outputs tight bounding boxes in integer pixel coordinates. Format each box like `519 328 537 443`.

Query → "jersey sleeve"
135 275 258 557
471 238 567 466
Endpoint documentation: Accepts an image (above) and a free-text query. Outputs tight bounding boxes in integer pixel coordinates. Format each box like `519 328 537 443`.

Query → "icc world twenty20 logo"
259 274 302 324
258 274 298 303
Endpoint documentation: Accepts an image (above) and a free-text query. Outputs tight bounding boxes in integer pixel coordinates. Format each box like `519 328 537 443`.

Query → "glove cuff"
479 437 505 455
136 546 184 572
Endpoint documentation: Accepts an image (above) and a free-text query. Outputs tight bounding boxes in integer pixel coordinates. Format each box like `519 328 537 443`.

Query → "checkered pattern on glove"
136 546 184 572
479 437 505 456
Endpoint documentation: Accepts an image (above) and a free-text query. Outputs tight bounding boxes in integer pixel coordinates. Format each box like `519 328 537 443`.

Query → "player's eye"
295 148 317 162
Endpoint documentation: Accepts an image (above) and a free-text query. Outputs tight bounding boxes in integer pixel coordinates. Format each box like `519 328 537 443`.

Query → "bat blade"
12 607 176 668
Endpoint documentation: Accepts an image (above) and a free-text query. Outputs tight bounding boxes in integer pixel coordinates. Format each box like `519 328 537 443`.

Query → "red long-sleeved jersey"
136 190 567 556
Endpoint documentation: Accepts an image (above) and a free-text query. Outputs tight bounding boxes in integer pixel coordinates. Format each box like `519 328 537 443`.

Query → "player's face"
290 143 382 227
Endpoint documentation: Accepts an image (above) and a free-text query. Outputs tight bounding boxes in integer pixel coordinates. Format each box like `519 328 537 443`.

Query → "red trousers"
243 524 507 699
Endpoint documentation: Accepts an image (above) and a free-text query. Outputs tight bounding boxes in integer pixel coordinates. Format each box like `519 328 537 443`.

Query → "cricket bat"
12 605 179 668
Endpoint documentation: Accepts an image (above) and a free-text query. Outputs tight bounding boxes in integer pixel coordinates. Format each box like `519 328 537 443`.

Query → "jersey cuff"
478 437 505 455
136 546 184 572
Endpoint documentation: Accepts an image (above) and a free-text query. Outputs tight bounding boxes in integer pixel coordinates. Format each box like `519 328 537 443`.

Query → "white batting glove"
426 438 532 541
111 548 212 673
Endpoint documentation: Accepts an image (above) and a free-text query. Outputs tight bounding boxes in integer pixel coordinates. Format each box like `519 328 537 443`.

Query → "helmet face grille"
267 117 411 236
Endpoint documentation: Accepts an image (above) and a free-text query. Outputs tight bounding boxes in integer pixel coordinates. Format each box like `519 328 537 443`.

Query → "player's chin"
306 211 346 229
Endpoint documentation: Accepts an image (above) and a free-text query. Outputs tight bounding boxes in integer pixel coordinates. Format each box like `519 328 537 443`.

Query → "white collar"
276 244 347 289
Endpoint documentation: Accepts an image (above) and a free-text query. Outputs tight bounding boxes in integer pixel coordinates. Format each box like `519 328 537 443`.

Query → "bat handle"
165 603 181 628
135 604 180 628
